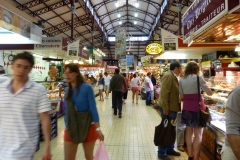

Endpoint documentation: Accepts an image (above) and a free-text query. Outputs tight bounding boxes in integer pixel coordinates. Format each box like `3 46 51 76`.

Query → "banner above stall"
0 5 42 44
79 48 90 60
161 28 178 52
67 40 80 57
34 37 62 50
183 0 228 44
115 28 126 60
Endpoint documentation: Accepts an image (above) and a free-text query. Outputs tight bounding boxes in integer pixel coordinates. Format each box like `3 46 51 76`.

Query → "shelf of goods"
201 76 238 159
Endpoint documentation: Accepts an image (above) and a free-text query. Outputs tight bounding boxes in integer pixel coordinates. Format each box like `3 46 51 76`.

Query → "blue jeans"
158 107 177 157
146 91 152 105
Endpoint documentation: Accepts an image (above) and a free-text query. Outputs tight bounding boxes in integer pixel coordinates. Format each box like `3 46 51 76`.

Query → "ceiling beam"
99 4 156 21
107 23 149 36
29 0 71 17
103 15 153 29
43 14 91 35
93 0 160 11
17 0 50 10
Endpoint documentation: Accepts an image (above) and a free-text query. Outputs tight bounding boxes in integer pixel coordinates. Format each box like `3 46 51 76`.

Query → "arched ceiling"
7 0 194 59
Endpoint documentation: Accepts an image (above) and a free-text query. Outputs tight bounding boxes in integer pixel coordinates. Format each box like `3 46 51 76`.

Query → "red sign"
78 48 90 60
183 0 228 41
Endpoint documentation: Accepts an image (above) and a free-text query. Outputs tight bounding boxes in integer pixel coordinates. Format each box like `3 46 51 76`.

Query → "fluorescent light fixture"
134 13 138 17
33 54 43 58
117 13 121 17
134 21 137 24
136 2 139 8
235 44 240 51
78 61 84 64
115 2 119 7
65 61 70 64
119 21 122 24
73 60 78 63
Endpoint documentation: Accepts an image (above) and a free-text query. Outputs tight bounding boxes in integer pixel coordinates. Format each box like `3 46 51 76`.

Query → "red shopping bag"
93 142 110 160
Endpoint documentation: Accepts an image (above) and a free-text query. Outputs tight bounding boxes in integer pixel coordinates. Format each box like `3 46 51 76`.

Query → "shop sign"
34 37 62 50
183 0 228 42
126 55 134 67
145 43 162 55
78 48 89 60
161 28 178 52
67 40 80 57
0 6 31 38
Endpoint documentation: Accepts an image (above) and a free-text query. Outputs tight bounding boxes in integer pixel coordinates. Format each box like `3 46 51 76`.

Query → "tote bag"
154 118 176 146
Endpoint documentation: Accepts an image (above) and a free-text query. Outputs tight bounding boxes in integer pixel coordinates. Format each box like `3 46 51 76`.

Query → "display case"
201 75 239 159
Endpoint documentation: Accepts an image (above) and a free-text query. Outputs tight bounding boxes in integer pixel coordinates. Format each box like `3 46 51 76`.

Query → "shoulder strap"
197 75 200 105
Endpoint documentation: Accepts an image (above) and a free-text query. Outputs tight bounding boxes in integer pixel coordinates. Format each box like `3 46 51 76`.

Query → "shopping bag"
94 142 110 160
154 118 176 146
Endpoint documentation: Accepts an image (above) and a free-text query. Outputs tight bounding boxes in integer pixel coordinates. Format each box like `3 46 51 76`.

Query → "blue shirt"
64 83 99 129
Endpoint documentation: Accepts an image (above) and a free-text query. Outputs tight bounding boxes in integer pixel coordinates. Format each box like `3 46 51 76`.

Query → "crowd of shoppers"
2 51 239 160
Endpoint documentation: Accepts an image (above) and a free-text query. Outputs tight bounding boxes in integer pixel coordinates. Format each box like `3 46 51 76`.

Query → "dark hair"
65 63 85 100
13 52 35 67
133 74 136 78
147 72 151 76
170 62 181 71
115 68 120 74
104 72 108 75
99 73 103 78
122 73 126 77
184 61 199 77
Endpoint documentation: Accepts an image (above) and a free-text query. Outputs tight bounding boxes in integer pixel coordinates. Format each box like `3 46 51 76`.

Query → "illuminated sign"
145 43 163 55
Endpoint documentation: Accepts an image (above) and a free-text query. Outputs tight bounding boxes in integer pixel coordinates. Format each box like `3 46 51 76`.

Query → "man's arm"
39 112 51 156
227 134 240 159
38 87 52 159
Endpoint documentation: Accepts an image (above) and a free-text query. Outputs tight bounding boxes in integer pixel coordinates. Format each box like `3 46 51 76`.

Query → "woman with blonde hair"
179 61 212 160
64 64 104 160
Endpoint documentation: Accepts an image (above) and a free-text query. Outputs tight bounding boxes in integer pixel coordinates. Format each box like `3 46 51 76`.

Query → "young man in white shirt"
144 72 154 106
104 72 111 99
0 52 52 160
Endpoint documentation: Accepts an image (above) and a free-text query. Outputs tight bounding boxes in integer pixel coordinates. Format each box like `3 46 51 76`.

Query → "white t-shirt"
104 75 111 85
144 76 153 92
131 77 140 88
0 79 52 160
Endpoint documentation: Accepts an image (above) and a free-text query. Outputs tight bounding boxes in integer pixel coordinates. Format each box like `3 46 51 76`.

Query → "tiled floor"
34 92 190 160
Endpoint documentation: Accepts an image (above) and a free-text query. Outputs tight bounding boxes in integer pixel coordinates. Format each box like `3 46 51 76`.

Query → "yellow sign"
145 43 163 55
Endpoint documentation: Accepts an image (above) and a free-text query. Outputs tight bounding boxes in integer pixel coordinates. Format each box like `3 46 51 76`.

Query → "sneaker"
158 155 172 160
167 150 181 156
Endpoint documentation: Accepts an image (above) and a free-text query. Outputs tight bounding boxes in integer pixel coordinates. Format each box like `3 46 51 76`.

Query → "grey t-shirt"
225 86 240 146
179 75 211 94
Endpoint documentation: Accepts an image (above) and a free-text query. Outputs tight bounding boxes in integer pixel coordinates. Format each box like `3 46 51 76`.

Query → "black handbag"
67 99 92 143
154 118 176 146
197 75 212 127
